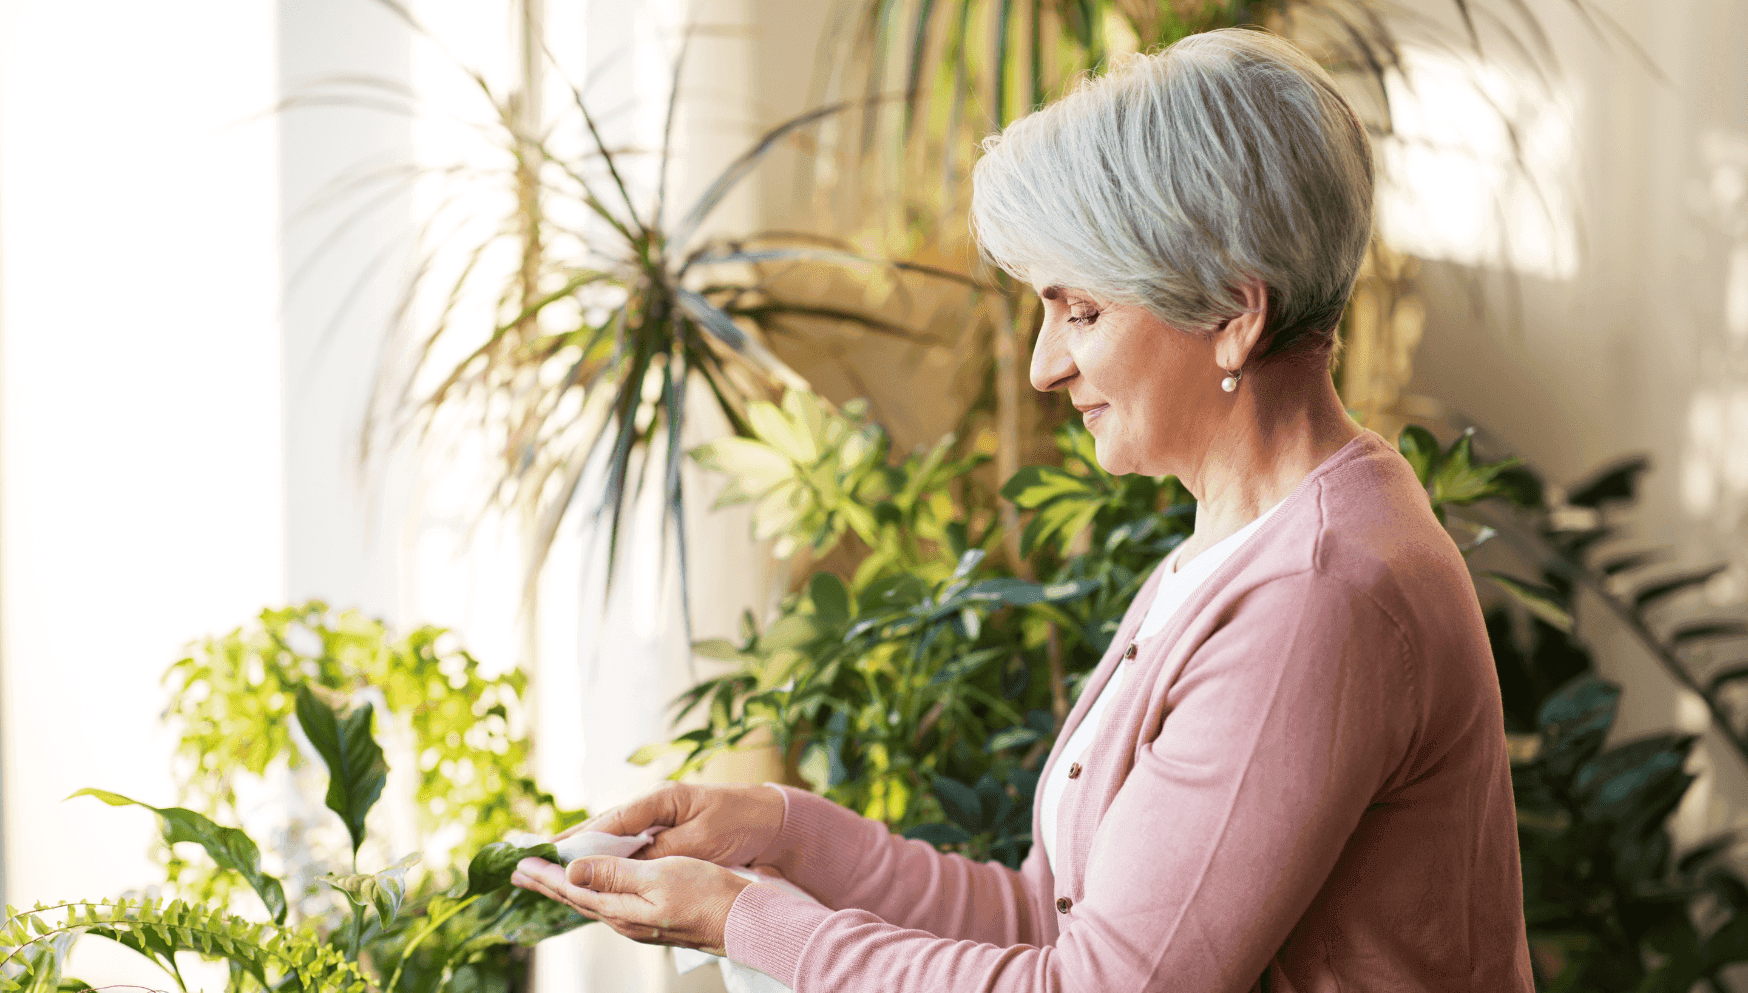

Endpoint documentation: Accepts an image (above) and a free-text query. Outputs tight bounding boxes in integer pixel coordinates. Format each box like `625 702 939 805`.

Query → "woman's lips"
1082 404 1109 427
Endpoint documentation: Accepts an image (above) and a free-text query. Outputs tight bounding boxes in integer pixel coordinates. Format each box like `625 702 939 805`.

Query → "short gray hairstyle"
970 26 1374 368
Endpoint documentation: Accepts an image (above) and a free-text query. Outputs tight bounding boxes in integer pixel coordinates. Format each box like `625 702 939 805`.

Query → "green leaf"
691 437 794 501
902 822 971 848
625 740 686 767
464 841 560 899
1535 676 1621 780
70 789 288 924
1631 564 1730 613
1397 424 1440 486
1482 571 1573 634
984 725 1040 752
809 572 852 623
1571 734 1696 831
999 465 1093 509
931 775 983 833
323 853 422 928
294 685 389 857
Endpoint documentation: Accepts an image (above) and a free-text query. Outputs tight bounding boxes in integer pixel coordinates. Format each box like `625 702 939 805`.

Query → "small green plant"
0 609 595 993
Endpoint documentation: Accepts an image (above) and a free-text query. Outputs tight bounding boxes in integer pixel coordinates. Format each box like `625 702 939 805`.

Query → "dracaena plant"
0 607 605 993
291 2 977 621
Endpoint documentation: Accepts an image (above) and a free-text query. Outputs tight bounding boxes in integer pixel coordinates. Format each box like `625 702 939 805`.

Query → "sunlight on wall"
1681 127 1748 526
1375 43 1580 282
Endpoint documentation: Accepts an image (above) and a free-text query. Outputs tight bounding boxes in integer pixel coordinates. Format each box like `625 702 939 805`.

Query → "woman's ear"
1214 280 1270 371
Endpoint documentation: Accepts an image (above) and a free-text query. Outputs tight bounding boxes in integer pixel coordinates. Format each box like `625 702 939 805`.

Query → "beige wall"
1402 0 1748 863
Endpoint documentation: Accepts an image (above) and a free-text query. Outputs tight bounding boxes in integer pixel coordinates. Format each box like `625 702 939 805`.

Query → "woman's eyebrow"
1040 285 1064 300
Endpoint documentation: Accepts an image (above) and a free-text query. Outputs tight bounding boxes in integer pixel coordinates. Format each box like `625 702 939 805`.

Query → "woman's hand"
510 854 754 957
557 781 787 869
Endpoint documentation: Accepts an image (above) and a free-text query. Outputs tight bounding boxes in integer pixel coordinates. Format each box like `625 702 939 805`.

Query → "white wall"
0 1 284 988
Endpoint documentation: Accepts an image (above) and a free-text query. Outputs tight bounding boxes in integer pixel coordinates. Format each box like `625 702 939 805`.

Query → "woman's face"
1029 285 1223 478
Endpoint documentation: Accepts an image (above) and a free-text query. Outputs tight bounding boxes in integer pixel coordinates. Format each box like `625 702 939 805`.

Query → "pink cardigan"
724 428 1534 991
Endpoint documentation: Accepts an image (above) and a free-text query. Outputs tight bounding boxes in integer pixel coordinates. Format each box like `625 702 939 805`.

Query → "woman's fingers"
559 782 688 842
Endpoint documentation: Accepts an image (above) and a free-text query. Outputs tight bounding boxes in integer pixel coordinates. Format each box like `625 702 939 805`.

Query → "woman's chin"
1090 437 1132 477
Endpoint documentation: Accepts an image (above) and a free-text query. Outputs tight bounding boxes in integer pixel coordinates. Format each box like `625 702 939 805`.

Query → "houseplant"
0 606 598 993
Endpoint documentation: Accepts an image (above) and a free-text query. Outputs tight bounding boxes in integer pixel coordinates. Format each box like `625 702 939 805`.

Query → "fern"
0 899 374 993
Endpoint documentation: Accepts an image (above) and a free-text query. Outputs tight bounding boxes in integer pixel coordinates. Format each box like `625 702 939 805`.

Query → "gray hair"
969 26 1374 368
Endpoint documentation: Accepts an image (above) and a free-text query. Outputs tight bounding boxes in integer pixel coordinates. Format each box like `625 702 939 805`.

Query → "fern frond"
0 898 376 993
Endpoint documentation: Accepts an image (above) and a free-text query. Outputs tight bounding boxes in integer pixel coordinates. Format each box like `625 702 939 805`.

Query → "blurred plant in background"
1 608 599 993
160 604 576 915
292 1 981 627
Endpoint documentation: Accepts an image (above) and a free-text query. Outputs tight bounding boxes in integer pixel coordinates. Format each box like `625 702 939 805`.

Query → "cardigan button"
1067 762 1081 779
1123 643 1137 660
1056 897 1072 913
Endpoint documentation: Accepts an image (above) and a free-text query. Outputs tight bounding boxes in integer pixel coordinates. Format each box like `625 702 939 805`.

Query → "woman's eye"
1067 307 1099 326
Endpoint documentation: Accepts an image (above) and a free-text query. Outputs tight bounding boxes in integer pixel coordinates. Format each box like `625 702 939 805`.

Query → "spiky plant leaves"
293 685 388 861
66 790 287 925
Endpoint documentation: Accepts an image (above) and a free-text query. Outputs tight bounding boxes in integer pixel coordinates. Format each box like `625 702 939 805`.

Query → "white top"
1037 498 1287 876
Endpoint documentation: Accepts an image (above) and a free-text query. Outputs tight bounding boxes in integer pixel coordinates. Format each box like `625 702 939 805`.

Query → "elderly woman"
511 25 1533 992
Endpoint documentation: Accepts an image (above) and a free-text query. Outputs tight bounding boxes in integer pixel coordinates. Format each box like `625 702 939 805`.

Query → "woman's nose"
1029 319 1075 393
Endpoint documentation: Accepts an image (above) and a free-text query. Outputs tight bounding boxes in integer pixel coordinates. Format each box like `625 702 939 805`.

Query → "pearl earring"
1221 367 1241 392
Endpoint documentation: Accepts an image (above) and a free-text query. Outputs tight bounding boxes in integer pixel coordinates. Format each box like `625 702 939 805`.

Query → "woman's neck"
1177 358 1364 563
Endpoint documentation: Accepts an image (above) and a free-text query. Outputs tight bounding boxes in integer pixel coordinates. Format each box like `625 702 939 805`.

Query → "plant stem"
386 894 480 992
349 901 366 962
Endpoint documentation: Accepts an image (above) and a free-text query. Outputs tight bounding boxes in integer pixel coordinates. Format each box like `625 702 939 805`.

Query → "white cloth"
1038 498 1286 875
509 826 817 992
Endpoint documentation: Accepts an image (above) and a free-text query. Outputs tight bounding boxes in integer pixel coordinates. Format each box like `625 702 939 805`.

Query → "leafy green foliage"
0 899 371 993
67 789 288 925
296 685 391 860
161 603 570 908
29 606 596 992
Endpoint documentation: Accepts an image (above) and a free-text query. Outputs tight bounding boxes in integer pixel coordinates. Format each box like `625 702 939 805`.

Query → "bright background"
1 1 1745 991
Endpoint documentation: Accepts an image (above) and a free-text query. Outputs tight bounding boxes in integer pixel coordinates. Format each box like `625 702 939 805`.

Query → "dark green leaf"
1535 675 1620 779
1667 620 1748 648
1571 734 1695 830
1709 664 1748 695
295 685 389 857
464 841 561 899
1483 571 1573 633
902 822 971 847
1632 564 1730 612
931 776 982 833
1677 832 1738 876
70 788 288 924
1598 549 1664 576
1566 455 1650 508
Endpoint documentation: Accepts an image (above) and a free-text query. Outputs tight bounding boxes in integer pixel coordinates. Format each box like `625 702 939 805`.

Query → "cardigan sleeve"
744 782 1047 949
724 571 1416 992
